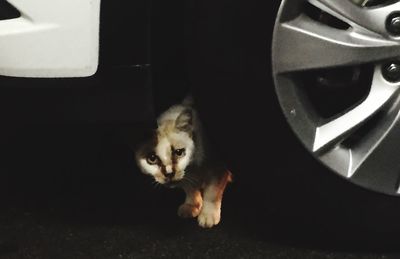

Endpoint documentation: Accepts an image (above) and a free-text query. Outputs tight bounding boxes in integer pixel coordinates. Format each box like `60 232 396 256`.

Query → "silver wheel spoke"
273 0 400 196
309 0 400 35
313 66 399 152
350 113 400 193
274 15 400 74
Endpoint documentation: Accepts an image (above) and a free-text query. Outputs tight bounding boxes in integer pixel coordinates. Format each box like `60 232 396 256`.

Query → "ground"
0 125 398 259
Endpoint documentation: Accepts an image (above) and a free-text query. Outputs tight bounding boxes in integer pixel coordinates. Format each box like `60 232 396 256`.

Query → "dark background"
1 0 400 258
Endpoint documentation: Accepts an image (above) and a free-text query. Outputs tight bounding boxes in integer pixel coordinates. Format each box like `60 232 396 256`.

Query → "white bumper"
0 0 100 78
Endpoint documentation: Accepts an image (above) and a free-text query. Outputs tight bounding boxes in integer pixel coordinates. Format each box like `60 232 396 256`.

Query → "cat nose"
165 171 175 179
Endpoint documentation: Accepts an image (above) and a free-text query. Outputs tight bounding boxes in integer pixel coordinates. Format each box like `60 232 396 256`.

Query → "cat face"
136 107 195 186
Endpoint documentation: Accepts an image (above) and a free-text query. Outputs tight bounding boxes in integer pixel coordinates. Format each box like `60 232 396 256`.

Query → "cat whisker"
186 174 199 183
151 180 161 189
183 175 199 187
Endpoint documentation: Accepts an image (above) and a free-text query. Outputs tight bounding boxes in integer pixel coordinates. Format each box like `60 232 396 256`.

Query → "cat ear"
175 108 193 132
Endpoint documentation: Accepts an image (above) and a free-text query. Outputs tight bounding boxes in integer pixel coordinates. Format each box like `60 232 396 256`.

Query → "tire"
188 0 400 242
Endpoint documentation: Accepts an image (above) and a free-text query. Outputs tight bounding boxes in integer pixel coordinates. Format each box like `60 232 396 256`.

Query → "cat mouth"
164 181 178 188
163 178 183 188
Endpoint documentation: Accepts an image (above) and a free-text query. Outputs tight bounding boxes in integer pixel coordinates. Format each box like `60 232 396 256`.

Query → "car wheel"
189 0 400 237
273 0 400 196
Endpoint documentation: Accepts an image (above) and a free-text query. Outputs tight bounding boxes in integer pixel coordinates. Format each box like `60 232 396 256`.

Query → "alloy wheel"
272 0 400 195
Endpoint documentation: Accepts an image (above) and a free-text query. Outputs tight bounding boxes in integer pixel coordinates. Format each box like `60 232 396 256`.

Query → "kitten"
135 97 232 228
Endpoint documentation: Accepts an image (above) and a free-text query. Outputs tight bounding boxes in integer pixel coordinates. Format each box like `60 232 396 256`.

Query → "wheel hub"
272 0 400 195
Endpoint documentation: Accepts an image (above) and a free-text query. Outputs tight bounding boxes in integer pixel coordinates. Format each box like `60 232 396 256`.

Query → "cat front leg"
198 171 231 228
177 185 202 218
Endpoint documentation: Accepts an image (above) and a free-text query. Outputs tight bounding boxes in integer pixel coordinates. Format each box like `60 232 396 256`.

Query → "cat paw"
177 203 201 218
197 209 221 228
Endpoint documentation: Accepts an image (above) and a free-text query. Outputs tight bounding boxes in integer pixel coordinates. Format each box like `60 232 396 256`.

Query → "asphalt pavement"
0 125 399 259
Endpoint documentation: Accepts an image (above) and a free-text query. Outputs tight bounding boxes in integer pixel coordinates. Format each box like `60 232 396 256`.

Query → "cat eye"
174 148 186 157
146 153 159 165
